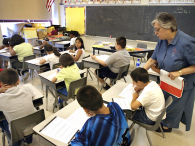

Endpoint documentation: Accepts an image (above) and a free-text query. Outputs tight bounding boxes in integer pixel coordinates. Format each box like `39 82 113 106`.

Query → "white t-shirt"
136 81 165 121
44 53 60 69
70 37 77 46
75 48 85 62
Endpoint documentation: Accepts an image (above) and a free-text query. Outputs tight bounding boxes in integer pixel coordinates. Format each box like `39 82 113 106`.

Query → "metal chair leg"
2 132 5 146
146 130 153 146
159 125 165 138
129 122 135 131
123 77 127 83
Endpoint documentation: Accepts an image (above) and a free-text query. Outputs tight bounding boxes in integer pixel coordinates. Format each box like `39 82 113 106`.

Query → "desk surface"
55 41 70 45
33 81 129 146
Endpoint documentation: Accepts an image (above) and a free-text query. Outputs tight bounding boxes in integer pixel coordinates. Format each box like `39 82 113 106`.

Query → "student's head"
77 85 103 112
115 37 126 50
59 53 74 67
2 38 10 48
0 68 19 86
130 68 149 89
43 37 49 41
44 44 61 57
75 38 85 50
69 30 75 38
10 34 25 48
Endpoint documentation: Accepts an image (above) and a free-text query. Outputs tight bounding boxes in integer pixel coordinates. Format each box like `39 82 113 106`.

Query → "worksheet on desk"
26 59 40 64
96 55 110 61
113 98 131 110
40 117 79 144
119 83 135 101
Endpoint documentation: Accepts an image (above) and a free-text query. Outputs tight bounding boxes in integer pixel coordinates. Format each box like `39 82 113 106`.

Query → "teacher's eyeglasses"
154 27 162 33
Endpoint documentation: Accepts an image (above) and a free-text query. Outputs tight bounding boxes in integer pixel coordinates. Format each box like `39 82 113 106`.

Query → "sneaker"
156 124 172 133
23 72 30 81
59 103 64 110
103 83 110 90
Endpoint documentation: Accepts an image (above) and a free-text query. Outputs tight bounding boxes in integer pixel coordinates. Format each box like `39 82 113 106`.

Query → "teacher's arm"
143 58 157 70
168 65 195 80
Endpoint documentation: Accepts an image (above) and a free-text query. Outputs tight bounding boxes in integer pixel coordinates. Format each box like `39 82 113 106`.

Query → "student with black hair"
0 38 10 50
9 34 34 81
39 44 61 69
39 37 54 50
71 85 130 146
52 53 81 109
130 67 165 125
0 68 37 145
69 38 85 68
67 30 79 50
91 36 131 90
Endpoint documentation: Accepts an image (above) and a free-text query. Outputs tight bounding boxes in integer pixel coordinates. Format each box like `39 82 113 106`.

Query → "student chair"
17 55 36 81
2 109 45 146
131 43 147 65
81 55 93 80
129 96 173 146
53 77 87 112
100 64 130 91
52 63 61 70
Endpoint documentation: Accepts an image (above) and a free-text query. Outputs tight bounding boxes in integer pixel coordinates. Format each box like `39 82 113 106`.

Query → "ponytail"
53 47 61 57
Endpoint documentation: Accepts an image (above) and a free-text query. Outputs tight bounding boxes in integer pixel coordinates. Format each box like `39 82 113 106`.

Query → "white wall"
0 25 3 46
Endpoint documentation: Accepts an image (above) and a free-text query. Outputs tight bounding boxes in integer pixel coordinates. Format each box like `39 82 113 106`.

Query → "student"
71 85 130 146
52 53 81 109
91 36 131 90
9 34 34 81
39 37 54 49
0 68 37 146
39 44 61 69
0 38 10 50
130 67 165 125
67 30 79 50
69 38 85 68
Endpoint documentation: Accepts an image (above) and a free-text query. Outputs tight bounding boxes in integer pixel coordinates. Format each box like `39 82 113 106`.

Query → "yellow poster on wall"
65 7 85 35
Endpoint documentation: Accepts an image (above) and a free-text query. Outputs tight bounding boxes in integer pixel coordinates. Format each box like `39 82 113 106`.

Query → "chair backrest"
10 109 45 144
67 77 87 99
137 43 147 49
52 63 61 70
80 55 90 69
145 96 173 131
22 55 36 70
113 64 130 81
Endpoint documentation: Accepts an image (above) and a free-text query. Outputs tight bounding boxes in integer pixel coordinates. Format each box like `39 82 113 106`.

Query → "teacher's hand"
168 71 181 80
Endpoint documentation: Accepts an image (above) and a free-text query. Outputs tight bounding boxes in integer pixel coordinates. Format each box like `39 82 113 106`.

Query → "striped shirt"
71 102 130 146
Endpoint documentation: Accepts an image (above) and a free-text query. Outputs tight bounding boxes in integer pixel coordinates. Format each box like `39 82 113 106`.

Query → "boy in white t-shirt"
130 67 165 125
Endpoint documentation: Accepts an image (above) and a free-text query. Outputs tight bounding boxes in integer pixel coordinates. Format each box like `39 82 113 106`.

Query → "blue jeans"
57 87 68 104
132 108 155 125
0 120 33 146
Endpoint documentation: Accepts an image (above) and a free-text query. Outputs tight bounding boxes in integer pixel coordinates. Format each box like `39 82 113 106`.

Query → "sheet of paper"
48 72 57 80
0 50 7 53
96 55 110 61
119 83 135 101
113 98 131 110
33 46 40 50
160 69 184 89
148 68 160 76
61 50 75 55
66 107 90 130
102 42 112 45
57 41 70 44
26 59 40 64
40 117 79 144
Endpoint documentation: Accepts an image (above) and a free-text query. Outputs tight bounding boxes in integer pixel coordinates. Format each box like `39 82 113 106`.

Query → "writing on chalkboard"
173 7 191 14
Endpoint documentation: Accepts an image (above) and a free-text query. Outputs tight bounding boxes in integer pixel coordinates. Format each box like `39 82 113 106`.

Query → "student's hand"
69 50 74 53
91 55 96 60
134 87 142 93
59 65 63 69
0 84 12 93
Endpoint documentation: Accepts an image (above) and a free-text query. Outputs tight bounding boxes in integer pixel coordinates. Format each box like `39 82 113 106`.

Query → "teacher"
144 12 195 132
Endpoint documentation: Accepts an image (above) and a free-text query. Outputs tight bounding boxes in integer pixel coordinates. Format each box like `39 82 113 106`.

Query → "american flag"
46 0 55 12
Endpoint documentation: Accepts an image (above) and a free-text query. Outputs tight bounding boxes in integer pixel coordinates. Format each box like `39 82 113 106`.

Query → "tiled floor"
0 50 195 146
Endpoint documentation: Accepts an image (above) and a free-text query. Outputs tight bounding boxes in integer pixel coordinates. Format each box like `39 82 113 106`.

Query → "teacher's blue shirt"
151 29 195 90
71 102 130 146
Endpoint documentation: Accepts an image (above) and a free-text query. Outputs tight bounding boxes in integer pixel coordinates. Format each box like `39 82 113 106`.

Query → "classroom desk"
33 81 131 146
33 46 45 56
33 100 80 146
83 56 104 90
0 52 17 68
92 42 153 55
55 41 70 51
39 69 85 112
0 83 44 121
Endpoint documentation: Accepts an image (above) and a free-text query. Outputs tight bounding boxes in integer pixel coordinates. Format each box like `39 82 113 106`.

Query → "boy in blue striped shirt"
71 85 130 146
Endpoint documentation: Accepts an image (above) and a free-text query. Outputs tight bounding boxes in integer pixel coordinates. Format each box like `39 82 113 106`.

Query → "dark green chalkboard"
86 6 195 42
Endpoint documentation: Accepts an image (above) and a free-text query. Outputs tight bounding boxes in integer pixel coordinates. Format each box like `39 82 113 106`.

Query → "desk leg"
93 48 95 55
53 90 58 113
31 69 34 80
46 85 48 111
98 50 99 54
